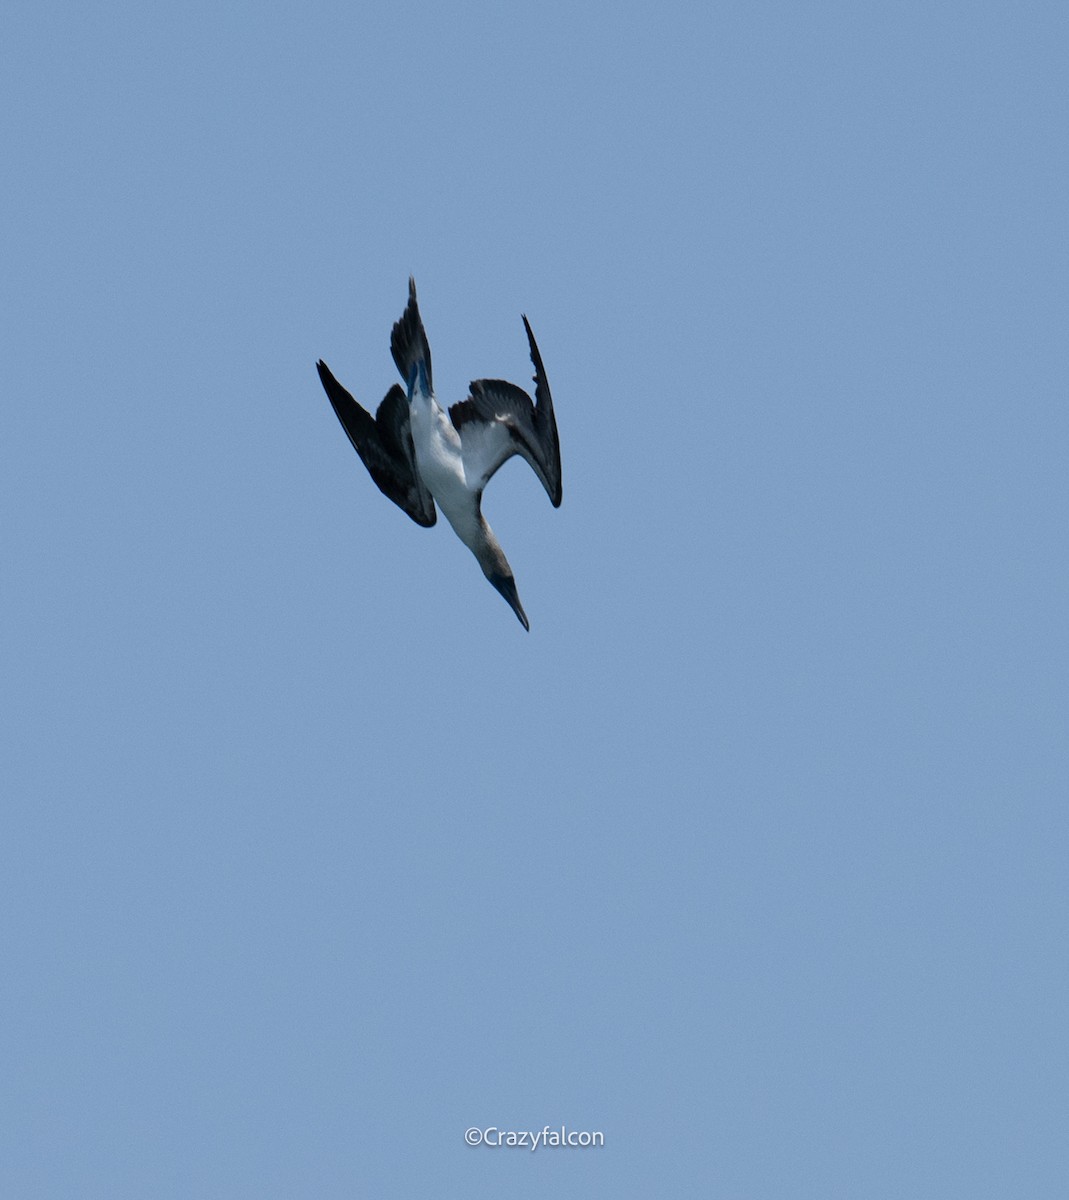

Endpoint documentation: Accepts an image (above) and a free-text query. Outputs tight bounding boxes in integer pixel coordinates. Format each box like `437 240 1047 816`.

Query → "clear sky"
2 1 1066 1196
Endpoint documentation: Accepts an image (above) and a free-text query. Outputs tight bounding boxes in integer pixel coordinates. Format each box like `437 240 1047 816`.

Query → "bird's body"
316 279 561 629
408 387 466 525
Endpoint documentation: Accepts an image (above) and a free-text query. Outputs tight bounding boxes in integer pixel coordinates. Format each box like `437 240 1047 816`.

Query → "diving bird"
315 279 562 629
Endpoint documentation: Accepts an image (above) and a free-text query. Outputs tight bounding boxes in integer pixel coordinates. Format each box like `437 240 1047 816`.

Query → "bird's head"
487 569 529 631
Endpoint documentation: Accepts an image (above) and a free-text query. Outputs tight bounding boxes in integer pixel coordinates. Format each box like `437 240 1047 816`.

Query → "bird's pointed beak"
489 572 530 631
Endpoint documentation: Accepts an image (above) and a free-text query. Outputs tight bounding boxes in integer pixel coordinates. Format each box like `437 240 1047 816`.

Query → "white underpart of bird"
315 278 562 630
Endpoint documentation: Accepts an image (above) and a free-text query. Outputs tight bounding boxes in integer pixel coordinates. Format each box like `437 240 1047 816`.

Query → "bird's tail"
390 277 433 395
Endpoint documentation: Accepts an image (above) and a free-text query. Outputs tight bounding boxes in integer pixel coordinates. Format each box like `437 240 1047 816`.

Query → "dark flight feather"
316 360 437 527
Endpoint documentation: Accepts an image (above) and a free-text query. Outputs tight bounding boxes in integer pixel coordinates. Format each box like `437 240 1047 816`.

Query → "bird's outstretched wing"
448 316 562 506
316 360 437 527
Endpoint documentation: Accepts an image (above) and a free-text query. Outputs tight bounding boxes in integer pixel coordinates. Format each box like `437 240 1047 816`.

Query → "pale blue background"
2 1 1066 1196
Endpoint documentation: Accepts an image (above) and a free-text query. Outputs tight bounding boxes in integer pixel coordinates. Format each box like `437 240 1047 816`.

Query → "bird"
315 279 562 630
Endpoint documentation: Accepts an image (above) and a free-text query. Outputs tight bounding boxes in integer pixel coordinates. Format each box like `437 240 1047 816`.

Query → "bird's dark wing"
447 316 562 506
316 360 437 527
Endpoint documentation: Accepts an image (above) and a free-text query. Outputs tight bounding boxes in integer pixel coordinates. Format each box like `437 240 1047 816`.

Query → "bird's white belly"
410 396 478 537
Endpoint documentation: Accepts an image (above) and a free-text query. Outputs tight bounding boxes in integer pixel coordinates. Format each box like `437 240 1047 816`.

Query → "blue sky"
2 1 1066 1196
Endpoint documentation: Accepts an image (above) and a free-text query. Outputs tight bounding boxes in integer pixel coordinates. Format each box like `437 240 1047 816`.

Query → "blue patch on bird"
407 360 429 398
